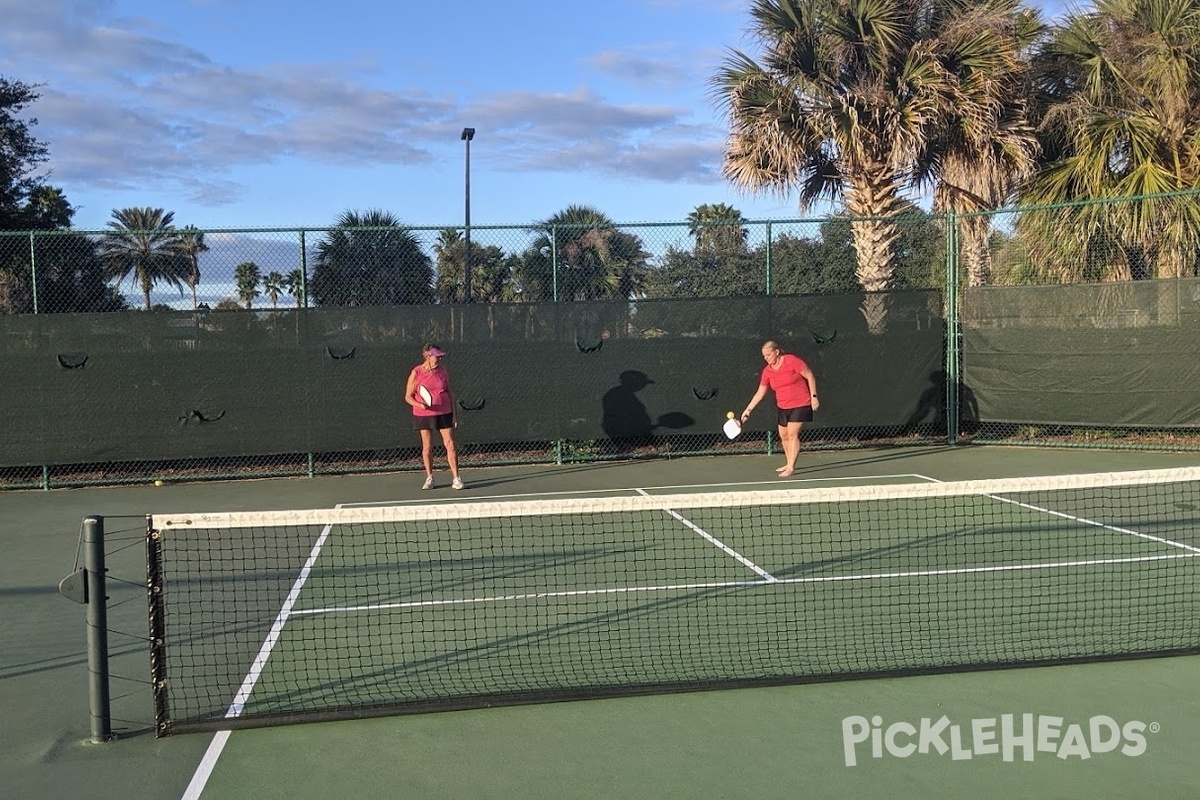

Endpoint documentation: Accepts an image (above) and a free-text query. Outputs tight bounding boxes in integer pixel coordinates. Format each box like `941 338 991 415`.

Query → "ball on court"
727 411 736 419
154 479 164 487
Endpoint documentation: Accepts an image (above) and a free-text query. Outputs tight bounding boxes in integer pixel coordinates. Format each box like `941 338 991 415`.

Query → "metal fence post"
764 221 772 296
29 232 39 314
944 210 960 445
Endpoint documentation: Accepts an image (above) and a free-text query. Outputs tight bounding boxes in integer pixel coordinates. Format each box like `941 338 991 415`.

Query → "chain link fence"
3 193 1199 489
960 192 1200 450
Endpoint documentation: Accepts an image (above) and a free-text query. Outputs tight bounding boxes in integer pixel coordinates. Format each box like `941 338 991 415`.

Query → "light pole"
461 127 475 303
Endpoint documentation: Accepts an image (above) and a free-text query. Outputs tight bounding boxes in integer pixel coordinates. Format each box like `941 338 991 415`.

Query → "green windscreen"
962 279 1200 428
0 291 943 466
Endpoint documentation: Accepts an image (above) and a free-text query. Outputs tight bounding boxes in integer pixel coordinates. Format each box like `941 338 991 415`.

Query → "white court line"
181 730 228 800
185 470 903 794
634 487 776 581
342 473 931 508
988 495 1200 554
182 469 1198 797
182 514 340 800
909 474 1200 554
288 550 1200 617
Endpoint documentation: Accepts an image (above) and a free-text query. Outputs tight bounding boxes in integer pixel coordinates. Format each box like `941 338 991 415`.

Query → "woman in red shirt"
739 340 820 478
405 343 464 490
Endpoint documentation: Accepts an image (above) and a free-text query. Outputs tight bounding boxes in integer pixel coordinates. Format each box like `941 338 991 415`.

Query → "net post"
82 516 112 742
146 516 171 736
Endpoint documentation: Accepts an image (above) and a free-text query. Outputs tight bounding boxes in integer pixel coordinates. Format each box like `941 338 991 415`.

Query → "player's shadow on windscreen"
907 370 979 436
601 370 694 453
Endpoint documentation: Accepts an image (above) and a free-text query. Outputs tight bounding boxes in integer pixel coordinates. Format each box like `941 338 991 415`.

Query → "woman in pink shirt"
405 343 464 490
739 340 820 478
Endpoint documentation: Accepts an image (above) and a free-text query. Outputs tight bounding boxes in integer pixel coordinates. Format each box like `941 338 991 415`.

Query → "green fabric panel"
962 280 1200 428
0 291 945 466
443 343 563 443
39 351 310 463
964 328 1200 427
306 345 405 453
2 353 47 462
447 293 942 443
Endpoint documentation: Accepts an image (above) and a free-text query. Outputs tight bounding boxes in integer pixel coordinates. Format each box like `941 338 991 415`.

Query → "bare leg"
439 428 459 478
777 422 803 477
419 429 434 477
774 419 790 472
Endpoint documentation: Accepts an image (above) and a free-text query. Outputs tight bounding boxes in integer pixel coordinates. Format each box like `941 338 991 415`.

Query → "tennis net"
146 467 1200 734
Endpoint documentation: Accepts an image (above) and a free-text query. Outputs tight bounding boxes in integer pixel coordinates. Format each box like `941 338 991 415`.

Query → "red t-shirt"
410 365 453 416
760 353 812 409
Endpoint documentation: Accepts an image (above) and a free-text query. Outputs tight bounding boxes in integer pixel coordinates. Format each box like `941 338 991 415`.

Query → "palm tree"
521 205 648 301
433 228 466 302
646 203 762 299
686 203 749 254
913 1 1044 286
96 207 190 310
283 268 305 307
434 227 518 304
25 185 75 230
281 267 305 336
1020 0 1200 283
433 227 523 338
712 0 1035 323
234 261 262 309
176 225 209 309
310 210 435 306
262 271 285 308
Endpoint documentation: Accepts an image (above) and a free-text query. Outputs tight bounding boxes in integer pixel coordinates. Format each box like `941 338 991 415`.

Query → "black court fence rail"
5 191 1200 488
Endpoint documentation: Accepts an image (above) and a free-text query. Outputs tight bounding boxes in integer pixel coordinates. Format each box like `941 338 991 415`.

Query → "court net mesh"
146 467 1200 734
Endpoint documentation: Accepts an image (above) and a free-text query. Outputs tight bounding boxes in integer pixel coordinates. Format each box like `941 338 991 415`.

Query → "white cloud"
584 47 698 91
0 0 786 227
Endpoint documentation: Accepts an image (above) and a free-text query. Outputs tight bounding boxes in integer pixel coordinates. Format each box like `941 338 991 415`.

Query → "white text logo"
842 714 1157 767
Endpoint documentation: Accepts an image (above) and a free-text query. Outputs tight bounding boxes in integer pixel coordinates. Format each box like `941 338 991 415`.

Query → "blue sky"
2 0 1072 233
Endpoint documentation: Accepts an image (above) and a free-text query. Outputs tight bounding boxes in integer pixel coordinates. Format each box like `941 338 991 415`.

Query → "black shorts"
413 413 454 431
777 406 813 426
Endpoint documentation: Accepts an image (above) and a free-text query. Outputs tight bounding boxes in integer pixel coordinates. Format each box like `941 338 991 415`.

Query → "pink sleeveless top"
410 365 452 416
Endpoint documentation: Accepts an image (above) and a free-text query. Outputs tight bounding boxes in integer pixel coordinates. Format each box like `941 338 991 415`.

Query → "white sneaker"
421 476 434 490
452 477 465 490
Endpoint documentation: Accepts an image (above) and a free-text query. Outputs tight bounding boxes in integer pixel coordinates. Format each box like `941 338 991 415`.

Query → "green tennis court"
6 446 1200 798
148 470 1200 733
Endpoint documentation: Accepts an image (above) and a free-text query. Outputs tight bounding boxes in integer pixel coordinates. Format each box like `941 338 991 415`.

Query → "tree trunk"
960 215 994 287
845 178 903 334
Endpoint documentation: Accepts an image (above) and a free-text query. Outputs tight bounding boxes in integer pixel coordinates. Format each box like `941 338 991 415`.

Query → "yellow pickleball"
727 411 735 419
